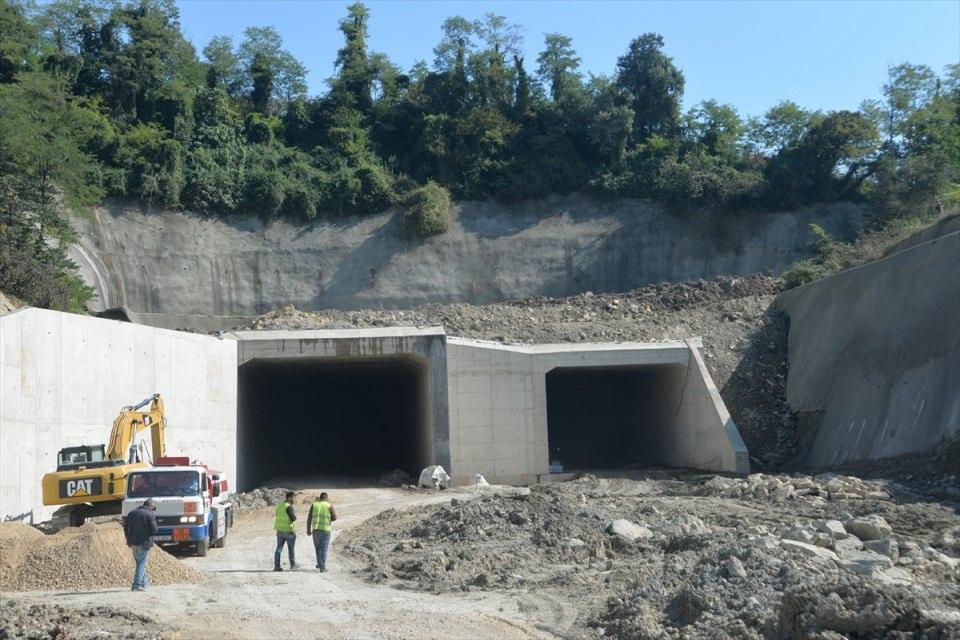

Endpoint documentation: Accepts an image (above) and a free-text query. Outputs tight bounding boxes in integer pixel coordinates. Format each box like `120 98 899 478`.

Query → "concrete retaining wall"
72 197 864 315
775 231 960 467
0 308 237 523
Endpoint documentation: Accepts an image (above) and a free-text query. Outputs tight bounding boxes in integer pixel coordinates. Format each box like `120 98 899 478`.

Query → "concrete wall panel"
0 309 237 522
776 231 960 467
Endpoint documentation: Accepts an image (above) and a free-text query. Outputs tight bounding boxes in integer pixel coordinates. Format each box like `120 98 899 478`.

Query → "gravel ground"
244 275 796 468
341 471 960 638
0 602 172 640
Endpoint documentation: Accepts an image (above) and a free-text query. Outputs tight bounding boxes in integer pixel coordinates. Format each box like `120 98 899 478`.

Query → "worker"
123 498 158 591
307 492 338 572
273 491 298 571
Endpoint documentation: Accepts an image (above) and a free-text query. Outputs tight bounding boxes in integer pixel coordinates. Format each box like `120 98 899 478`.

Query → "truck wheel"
213 532 227 548
196 539 209 557
69 505 89 527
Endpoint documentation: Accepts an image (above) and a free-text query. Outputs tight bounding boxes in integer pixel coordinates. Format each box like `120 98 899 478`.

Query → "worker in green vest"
307 492 337 572
273 491 298 572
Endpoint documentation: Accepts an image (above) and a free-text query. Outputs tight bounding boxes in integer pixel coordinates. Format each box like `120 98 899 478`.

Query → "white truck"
121 456 233 556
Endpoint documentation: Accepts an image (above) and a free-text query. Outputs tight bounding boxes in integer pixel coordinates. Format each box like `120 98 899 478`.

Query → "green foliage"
402 180 452 236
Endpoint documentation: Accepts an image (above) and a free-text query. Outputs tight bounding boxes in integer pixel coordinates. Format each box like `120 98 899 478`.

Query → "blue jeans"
275 532 296 568
312 531 331 569
131 544 151 589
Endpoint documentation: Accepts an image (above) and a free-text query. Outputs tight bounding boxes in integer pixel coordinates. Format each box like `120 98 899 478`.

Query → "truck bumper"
155 524 208 542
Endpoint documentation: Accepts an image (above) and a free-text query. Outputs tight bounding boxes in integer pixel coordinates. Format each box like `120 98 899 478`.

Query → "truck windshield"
127 471 200 498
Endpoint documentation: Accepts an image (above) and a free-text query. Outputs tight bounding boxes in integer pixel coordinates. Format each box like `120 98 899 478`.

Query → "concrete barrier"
0 308 237 523
776 231 960 467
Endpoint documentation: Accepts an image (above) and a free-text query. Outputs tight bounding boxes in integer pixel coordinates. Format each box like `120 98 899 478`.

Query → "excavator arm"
105 394 167 462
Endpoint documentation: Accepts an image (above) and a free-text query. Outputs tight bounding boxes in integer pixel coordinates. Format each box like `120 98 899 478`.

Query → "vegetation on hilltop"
0 0 957 310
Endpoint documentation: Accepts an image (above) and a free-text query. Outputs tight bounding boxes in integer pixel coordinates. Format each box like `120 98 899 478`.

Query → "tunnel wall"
775 231 960 467
233 327 449 489
0 308 237 523
446 338 749 484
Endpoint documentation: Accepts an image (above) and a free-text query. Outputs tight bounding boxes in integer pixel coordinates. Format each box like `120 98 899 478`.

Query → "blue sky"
175 0 960 118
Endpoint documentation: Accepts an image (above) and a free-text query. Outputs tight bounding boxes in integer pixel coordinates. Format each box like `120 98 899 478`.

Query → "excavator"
41 394 168 527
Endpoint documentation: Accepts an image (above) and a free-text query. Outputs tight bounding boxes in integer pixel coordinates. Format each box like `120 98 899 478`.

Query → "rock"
833 537 864 554
845 515 893 541
783 527 816 544
606 519 653 542
508 511 529 526
781 539 840 562
565 538 586 548
836 549 894 576
924 547 959 569
863 539 899 562
815 520 849 540
725 556 747 579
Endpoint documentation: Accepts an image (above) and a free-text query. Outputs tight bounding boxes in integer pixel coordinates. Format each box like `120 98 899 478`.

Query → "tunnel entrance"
545 364 686 470
238 356 431 489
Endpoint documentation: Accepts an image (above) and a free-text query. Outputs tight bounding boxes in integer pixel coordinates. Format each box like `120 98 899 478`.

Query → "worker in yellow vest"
273 491 298 572
307 492 338 572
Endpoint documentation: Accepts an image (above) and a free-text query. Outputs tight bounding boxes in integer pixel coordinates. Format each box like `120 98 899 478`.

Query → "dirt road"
5 481 555 640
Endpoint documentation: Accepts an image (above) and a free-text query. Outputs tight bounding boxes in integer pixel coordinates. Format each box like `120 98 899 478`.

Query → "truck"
42 394 168 527
121 456 233 556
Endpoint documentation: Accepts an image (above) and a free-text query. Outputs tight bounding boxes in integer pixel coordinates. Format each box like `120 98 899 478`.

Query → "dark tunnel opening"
237 356 430 489
545 364 686 470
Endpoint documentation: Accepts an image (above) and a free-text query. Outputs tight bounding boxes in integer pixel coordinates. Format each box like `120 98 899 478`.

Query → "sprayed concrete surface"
70 196 864 315
776 231 960 468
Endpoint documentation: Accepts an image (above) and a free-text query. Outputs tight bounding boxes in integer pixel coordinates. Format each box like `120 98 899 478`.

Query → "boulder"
863 539 899 562
815 520 849 540
845 515 893 541
781 539 840 562
606 519 653 542
836 549 894 576
725 556 747 579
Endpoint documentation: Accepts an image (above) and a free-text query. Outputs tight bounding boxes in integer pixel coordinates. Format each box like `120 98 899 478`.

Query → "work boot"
291 563 299 570
273 566 283 572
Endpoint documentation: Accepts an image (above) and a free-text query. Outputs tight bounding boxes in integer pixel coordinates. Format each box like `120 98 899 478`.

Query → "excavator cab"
42 394 169 527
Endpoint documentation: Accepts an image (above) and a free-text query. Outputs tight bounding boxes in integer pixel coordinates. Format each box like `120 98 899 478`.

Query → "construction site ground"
3 472 959 639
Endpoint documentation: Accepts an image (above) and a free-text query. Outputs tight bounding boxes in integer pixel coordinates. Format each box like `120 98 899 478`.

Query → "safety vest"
310 501 332 532
274 502 295 533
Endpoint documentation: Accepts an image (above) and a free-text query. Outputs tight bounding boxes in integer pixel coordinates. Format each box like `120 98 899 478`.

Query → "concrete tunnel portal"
545 364 689 470
238 355 432 489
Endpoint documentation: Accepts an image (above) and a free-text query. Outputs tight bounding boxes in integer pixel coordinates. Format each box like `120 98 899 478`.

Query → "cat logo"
59 477 102 499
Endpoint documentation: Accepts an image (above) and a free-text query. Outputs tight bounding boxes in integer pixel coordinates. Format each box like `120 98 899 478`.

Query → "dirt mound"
0 601 173 640
341 472 960 638
246 275 795 467
0 522 199 592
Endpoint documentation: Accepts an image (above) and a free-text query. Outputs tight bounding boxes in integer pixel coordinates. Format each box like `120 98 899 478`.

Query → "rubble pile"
230 486 292 515
0 522 199 592
246 275 795 466
0 601 173 640
341 472 960 638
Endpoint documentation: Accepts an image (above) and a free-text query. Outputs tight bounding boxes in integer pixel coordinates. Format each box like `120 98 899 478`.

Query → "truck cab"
121 458 232 556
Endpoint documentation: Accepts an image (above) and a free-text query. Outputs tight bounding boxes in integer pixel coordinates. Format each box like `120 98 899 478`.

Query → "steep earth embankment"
69 195 864 316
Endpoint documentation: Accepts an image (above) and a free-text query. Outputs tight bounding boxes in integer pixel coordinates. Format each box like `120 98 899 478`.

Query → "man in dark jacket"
123 498 158 591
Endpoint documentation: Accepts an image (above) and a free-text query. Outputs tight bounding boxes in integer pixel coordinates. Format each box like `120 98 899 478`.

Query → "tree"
238 26 306 111
202 35 242 93
249 51 272 114
0 0 38 82
747 100 819 153
685 100 743 160
615 33 684 142
330 2 372 112
536 33 580 101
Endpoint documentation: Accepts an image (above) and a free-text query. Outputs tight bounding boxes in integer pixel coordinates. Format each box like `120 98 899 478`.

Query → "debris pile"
341 472 960 638
0 522 199 592
0 601 173 640
230 486 292 514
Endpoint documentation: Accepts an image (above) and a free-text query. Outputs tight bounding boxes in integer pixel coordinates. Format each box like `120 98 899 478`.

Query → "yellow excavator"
41 394 167 527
